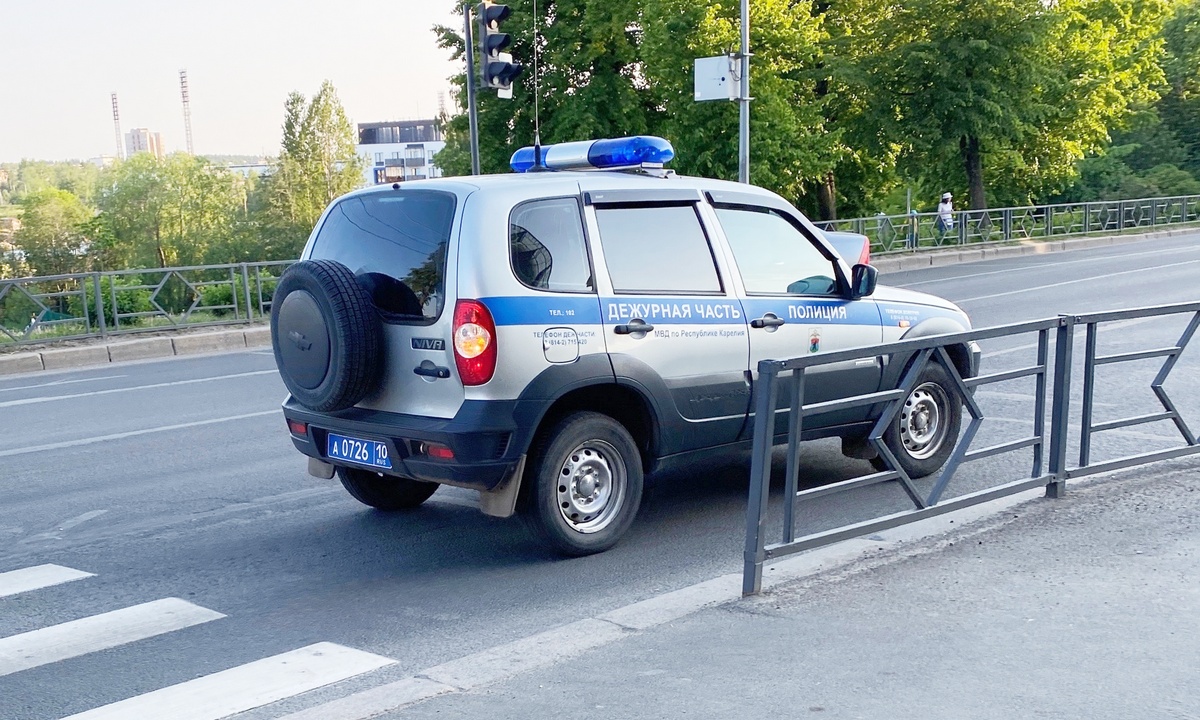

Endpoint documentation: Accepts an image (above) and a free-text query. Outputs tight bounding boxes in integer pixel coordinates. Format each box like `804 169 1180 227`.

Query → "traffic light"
476 1 522 98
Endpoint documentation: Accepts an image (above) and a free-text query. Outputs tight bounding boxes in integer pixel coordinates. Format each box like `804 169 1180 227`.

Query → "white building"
355 120 445 185
125 128 166 159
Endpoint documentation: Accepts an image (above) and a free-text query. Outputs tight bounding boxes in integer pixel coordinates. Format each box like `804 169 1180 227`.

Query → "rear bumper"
281 397 525 491
967 340 982 378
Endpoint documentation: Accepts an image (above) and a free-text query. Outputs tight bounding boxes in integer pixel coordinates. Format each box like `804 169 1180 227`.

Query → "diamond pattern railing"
814 194 1200 253
743 302 1200 595
0 261 293 346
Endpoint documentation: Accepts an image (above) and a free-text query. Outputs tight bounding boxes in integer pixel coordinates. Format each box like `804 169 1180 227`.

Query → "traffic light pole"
737 0 750 184
464 5 481 175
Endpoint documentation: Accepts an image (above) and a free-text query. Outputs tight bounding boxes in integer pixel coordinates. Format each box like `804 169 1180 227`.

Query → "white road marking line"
0 598 224 677
0 410 277 458
30 511 110 542
0 369 277 409
60 642 395 720
0 564 94 599
956 258 1200 303
0 375 127 393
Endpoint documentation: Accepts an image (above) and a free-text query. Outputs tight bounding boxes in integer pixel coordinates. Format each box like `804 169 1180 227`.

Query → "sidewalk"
390 459 1200 719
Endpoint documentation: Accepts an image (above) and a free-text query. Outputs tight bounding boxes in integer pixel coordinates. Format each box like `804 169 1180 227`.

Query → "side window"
594 204 722 294
716 206 839 296
509 198 593 293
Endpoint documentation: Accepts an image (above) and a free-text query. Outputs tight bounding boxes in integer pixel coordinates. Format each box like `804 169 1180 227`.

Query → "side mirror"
851 263 878 299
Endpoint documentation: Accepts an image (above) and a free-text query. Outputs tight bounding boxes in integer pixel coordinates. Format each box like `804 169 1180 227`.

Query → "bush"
67 276 154 329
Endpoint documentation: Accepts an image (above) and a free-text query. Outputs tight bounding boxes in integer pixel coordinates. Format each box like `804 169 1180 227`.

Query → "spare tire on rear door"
271 259 383 412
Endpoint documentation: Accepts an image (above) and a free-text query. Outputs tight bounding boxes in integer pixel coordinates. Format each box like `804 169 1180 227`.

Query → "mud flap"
479 455 526 518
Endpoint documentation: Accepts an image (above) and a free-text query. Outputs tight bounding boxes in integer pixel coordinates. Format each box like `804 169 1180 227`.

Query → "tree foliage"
262 80 365 248
435 0 656 176
13 188 94 277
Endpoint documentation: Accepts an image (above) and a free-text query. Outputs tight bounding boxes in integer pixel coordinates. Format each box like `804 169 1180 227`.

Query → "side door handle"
750 316 786 329
614 319 655 335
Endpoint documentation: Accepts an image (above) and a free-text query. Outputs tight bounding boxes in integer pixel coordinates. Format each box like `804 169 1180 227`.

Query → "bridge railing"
743 301 1200 595
815 195 1200 252
0 261 295 346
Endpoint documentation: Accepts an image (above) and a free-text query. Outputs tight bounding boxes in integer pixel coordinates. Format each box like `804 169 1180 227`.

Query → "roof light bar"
510 135 675 173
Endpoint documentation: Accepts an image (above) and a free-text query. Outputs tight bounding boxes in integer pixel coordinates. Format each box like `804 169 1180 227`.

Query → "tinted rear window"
310 190 456 321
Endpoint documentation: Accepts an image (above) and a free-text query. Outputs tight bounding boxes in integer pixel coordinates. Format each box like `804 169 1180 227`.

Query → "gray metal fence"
743 301 1200 595
817 195 1200 252
0 261 294 346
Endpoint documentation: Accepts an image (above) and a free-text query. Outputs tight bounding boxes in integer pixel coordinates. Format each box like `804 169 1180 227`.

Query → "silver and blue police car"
270 136 980 556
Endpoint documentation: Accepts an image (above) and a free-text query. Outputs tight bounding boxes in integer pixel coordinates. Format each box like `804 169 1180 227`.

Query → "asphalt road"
1 233 1198 719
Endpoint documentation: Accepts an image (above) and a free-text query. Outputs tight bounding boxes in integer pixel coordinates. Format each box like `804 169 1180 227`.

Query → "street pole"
738 0 750 184
464 4 481 176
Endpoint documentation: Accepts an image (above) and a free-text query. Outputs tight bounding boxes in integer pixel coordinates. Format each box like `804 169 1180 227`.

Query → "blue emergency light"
510 135 675 173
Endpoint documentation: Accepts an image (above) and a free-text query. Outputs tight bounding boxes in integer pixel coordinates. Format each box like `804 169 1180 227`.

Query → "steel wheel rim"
556 439 626 534
900 381 949 460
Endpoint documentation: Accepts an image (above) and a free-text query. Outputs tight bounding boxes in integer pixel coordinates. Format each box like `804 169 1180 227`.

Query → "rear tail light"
858 242 871 266
287 419 308 437
453 299 497 386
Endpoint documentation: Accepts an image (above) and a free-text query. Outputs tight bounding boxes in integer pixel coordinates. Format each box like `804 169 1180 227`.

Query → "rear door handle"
413 364 451 379
614 320 655 335
750 316 786 329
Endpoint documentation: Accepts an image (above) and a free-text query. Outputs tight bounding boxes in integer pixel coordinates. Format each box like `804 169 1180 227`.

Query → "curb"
0 327 271 377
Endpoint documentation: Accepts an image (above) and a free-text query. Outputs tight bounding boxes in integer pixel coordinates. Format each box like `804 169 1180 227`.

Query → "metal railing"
743 301 1200 595
815 196 1200 253
0 261 294 346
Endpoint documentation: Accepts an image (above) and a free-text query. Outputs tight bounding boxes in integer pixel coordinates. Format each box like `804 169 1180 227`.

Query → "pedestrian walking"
935 192 954 242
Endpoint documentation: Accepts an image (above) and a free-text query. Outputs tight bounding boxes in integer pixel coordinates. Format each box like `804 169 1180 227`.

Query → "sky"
2 0 462 162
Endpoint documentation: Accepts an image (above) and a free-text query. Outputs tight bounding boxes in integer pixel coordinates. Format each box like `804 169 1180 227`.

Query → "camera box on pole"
694 55 738 102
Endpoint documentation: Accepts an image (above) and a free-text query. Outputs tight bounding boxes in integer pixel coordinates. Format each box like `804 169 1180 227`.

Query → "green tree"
641 0 834 205
1159 0 1200 176
434 0 656 176
13 188 95 276
96 154 247 269
864 0 1171 209
264 81 364 254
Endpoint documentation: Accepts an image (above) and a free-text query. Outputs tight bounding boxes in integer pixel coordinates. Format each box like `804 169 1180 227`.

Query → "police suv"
270 136 980 556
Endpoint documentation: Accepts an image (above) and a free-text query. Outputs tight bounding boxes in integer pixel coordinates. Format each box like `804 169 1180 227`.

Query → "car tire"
337 467 439 510
271 259 382 412
521 412 644 557
871 361 962 478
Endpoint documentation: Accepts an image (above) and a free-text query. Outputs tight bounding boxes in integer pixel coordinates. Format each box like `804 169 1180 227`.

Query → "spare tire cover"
271 259 383 412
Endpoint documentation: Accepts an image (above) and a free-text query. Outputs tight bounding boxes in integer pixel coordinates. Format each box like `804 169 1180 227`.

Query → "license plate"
326 433 392 470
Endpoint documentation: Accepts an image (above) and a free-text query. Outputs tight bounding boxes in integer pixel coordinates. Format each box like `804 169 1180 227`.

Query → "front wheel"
872 362 962 478
337 467 439 510
521 412 644 557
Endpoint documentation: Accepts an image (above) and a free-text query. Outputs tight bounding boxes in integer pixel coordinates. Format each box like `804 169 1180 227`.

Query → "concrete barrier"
244 326 271 348
172 331 247 356
107 337 176 363
0 352 44 375
41 345 112 370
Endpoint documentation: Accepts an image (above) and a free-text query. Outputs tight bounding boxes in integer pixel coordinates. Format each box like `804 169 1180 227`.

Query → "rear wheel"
521 412 644 556
871 362 962 478
337 467 439 510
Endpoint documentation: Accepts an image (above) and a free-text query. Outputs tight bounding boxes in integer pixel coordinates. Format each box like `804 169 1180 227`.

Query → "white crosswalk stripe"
0 564 94 598
1 564 397 719
0 597 225 677
59 642 397 720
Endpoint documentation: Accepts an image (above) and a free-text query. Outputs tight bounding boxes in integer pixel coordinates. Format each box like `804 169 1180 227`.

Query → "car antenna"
528 0 545 172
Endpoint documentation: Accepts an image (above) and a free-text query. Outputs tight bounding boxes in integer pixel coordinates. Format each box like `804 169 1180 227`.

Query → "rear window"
310 190 456 322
